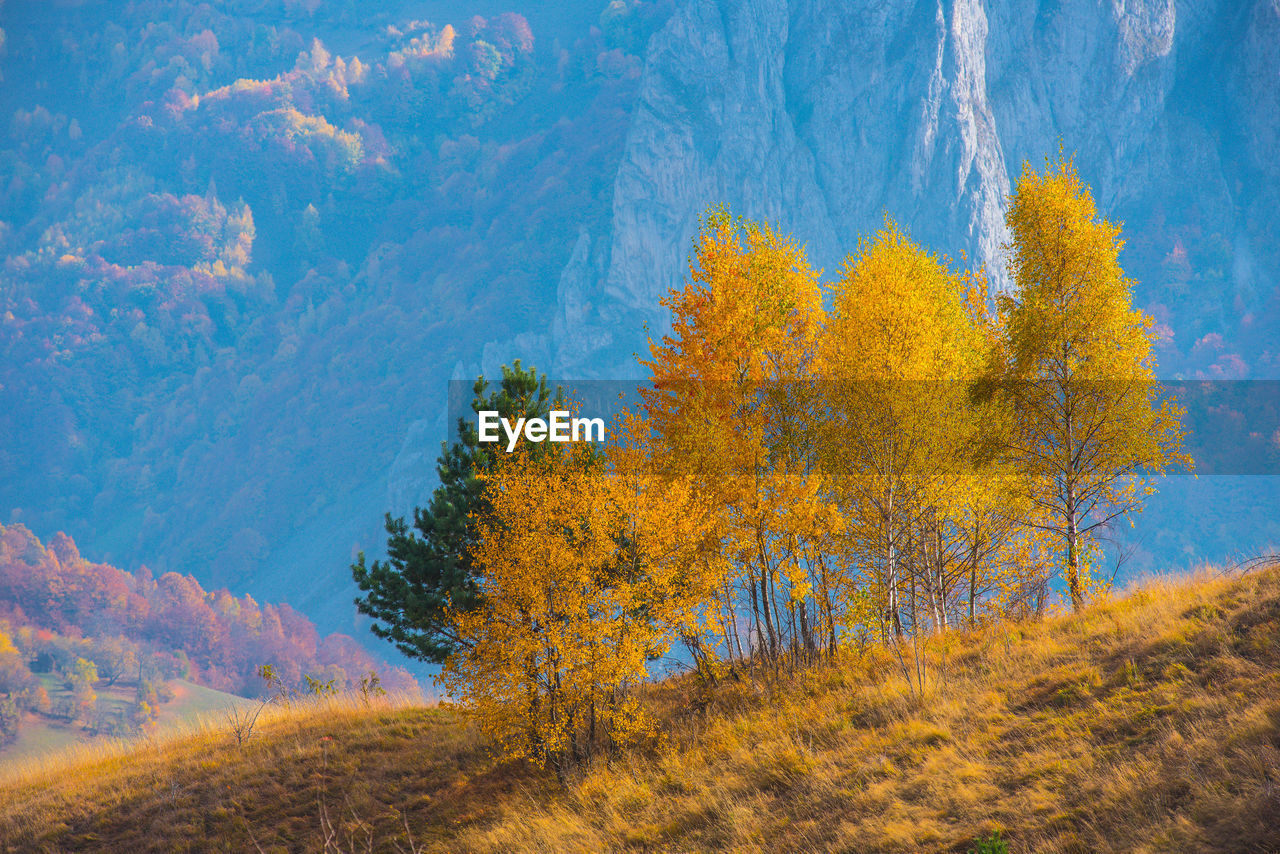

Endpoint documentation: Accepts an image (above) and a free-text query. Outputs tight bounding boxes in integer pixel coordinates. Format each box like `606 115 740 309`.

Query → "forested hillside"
0 0 673 632
0 522 413 750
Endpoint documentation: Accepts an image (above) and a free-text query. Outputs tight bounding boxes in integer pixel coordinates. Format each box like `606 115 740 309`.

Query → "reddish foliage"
0 523 414 696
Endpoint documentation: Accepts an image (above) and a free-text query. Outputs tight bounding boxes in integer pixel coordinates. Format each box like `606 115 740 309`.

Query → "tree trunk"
930 522 947 634
1066 507 1082 612
886 488 902 638
967 521 979 629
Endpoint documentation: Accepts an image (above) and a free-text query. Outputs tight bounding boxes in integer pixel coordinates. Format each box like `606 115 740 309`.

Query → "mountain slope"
4 0 1280 650
2 565 1277 853
0 0 672 638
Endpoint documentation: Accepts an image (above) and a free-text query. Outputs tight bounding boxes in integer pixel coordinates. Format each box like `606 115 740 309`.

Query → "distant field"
0 679 254 768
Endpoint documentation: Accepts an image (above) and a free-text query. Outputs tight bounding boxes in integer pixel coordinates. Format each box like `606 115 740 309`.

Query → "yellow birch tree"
999 156 1190 612
818 223 985 645
640 207 836 669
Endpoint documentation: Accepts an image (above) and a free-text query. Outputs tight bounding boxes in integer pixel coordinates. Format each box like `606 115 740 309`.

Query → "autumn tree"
640 208 835 669
818 224 986 651
441 433 711 772
92 636 139 687
0 630 39 740
131 678 162 734
0 695 19 745
67 656 99 723
952 271 1048 629
998 156 1189 611
352 361 553 663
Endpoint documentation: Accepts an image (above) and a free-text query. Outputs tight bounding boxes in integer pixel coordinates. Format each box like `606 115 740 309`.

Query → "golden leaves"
442 435 716 767
442 156 1191 769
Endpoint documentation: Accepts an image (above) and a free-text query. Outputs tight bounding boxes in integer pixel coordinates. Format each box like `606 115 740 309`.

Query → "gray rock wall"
550 0 1276 380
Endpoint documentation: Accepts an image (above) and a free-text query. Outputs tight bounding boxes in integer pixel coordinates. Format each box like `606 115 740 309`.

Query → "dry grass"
0 692 529 852
3 568 1280 853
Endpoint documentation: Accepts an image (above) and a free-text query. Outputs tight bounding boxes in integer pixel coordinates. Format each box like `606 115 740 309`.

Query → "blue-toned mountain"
2 0 1278 652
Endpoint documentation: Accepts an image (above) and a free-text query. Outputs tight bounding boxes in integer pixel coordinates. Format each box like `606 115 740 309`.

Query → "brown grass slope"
1 567 1278 853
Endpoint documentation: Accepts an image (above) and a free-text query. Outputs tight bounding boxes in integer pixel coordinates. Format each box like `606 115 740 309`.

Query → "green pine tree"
351 360 552 663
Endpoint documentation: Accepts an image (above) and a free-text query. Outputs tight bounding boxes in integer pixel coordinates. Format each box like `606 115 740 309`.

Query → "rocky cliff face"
393 0 1280 638
550 0 1278 381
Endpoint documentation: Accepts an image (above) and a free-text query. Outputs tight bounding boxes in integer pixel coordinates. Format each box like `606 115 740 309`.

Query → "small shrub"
969 829 1009 854
257 664 291 704
303 674 337 697
358 670 386 704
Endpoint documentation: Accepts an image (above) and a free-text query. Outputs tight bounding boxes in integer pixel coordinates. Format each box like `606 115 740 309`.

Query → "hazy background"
2 0 1278 672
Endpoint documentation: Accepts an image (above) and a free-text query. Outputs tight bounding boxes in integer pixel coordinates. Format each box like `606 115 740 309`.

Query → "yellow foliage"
999 155 1191 611
819 223 988 647
437 160 1192 777
441 435 714 770
640 208 842 668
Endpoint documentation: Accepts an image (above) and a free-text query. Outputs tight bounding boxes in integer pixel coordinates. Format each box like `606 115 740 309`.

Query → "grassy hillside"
1 567 1278 853
0 679 255 767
